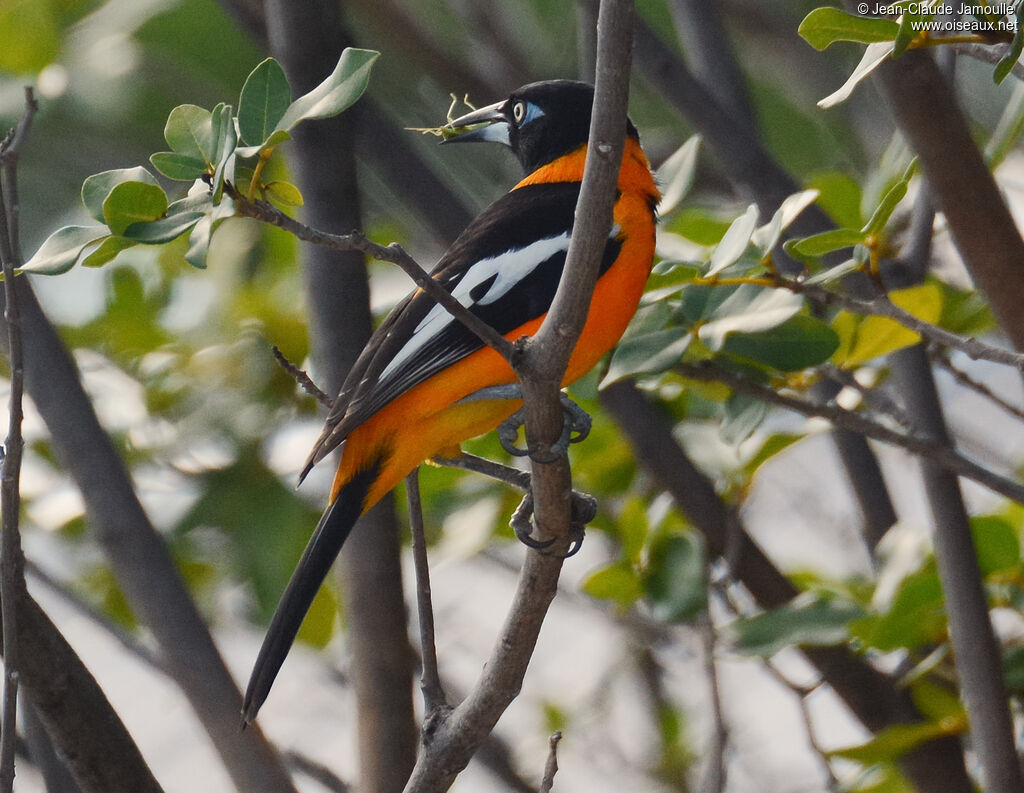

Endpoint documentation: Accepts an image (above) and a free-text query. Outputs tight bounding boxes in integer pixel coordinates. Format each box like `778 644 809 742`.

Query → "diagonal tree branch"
673 360 1024 505
5 231 296 793
3 588 163 793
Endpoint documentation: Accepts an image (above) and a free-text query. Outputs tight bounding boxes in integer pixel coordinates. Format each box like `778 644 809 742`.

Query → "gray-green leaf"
22 226 109 274
277 48 379 130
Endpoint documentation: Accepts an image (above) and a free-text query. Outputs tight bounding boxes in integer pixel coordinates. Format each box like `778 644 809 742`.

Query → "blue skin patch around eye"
519 102 546 125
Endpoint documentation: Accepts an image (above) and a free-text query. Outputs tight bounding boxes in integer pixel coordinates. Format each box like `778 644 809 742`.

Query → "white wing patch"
378 232 572 382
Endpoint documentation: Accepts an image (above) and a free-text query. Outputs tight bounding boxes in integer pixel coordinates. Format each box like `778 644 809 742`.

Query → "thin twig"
951 42 1024 82
26 560 163 672
405 469 446 715
760 663 841 791
281 751 350 793
790 280 1024 372
271 345 332 407
537 732 562 793
929 346 1024 423
230 189 518 362
821 363 916 431
699 602 727 793
0 86 36 793
434 452 531 491
714 581 840 791
675 360 1024 505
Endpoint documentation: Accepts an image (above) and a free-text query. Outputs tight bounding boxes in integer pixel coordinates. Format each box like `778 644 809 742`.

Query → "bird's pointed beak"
441 100 511 146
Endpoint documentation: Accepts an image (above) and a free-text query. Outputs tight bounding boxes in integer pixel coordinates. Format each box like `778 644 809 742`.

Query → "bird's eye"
512 101 526 124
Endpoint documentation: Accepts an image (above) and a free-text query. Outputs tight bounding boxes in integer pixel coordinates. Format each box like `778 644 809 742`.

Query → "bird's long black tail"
242 460 381 725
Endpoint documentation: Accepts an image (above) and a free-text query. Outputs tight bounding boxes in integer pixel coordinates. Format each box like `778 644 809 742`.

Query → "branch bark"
3 589 163 793
401 2 635 790
0 87 35 793
871 48 1024 353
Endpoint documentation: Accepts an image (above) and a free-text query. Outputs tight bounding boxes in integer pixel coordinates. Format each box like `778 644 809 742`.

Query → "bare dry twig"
537 732 562 793
405 469 447 715
0 86 36 793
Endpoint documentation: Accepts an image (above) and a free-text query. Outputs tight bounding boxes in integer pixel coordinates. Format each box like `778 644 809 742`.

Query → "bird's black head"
442 80 636 174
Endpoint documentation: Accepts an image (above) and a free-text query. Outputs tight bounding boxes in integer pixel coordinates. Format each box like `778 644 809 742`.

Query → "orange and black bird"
243 80 659 723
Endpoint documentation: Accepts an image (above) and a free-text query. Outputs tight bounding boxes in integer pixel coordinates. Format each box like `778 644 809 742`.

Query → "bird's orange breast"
331 138 659 508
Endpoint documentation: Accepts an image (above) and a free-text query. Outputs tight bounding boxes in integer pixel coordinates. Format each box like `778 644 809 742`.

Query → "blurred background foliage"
4 0 1024 790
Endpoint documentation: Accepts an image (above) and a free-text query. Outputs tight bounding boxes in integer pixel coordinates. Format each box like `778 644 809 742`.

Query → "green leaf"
751 189 820 256
831 719 963 765
210 103 238 201
582 561 644 611
164 104 218 165
730 596 864 656
893 7 924 57
167 192 213 216
971 516 1021 578
996 16 1024 83
784 227 866 262
102 181 169 236
644 533 706 623
863 177 910 236
807 171 863 229
80 236 136 268
150 151 209 180
985 82 1024 167
798 7 899 51
238 58 292 146
722 314 840 371
803 257 863 286
82 167 160 224
123 211 205 244
849 565 945 652
236 128 292 159
666 208 733 246
721 392 768 445
706 204 759 276
910 679 966 724
0 0 59 72
937 282 995 337
278 48 379 130
698 285 804 350
1004 645 1024 693
21 226 109 275
832 282 942 366
185 215 213 270
819 41 895 108
264 181 304 207
655 135 701 216
743 433 802 480
601 327 691 387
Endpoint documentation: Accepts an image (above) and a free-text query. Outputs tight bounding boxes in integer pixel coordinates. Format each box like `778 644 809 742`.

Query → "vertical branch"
0 87 36 793
405 470 446 715
871 41 1024 793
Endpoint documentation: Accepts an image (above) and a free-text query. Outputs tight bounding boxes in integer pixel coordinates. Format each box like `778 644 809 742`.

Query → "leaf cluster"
22 49 379 275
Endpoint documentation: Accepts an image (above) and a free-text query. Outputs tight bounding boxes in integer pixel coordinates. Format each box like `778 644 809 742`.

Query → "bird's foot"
498 393 592 463
509 489 596 558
